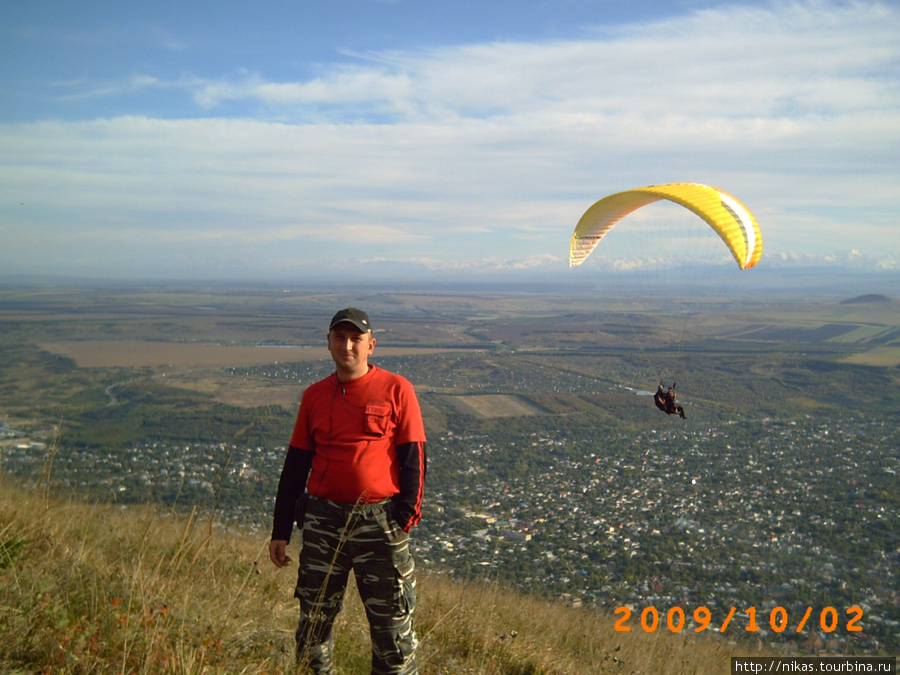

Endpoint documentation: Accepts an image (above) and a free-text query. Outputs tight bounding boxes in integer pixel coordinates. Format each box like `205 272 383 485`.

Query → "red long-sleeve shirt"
272 365 426 541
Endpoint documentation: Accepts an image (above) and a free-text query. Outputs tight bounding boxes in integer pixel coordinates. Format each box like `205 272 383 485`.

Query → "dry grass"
0 481 297 673
0 479 767 674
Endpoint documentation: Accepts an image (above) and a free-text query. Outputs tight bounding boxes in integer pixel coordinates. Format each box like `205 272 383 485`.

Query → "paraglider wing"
569 183 762 270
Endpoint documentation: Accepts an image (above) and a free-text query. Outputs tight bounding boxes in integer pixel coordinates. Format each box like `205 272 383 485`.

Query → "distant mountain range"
1 251 898 299
281 254 900 299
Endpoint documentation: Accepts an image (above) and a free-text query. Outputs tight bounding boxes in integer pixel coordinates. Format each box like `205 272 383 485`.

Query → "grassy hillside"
0 478 769 674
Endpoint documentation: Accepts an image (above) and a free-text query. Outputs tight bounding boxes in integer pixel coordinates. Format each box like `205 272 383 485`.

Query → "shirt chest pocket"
364 401 392 437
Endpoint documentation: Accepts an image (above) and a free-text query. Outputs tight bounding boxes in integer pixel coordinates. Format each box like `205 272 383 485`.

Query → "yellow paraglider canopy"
569 183 762 270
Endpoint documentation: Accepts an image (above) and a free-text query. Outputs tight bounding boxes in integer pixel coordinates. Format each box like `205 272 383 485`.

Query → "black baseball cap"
329 307 373 333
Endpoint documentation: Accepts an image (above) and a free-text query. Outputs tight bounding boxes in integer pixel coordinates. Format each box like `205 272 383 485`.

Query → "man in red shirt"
269 308 426 675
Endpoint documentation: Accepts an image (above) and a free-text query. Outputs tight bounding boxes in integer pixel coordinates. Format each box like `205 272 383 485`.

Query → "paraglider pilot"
654 382 686 419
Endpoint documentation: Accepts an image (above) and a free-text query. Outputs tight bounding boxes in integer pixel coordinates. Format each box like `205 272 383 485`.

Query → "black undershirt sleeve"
392 440 426 531
271 445 313 542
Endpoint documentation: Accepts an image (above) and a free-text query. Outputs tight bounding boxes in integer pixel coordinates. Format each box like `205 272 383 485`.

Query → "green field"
2 282 898 431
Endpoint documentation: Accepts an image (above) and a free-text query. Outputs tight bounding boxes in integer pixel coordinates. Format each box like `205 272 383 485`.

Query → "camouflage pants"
294 495 417 675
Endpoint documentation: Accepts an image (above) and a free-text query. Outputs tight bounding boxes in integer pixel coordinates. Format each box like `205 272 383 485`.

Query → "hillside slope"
0 479 766 674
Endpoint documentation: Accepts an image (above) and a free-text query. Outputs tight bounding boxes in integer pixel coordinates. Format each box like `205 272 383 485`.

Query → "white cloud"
180 1 899 127
193 68 416 112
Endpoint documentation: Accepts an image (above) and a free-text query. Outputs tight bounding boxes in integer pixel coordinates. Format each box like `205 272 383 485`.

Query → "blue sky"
2 0 898 281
